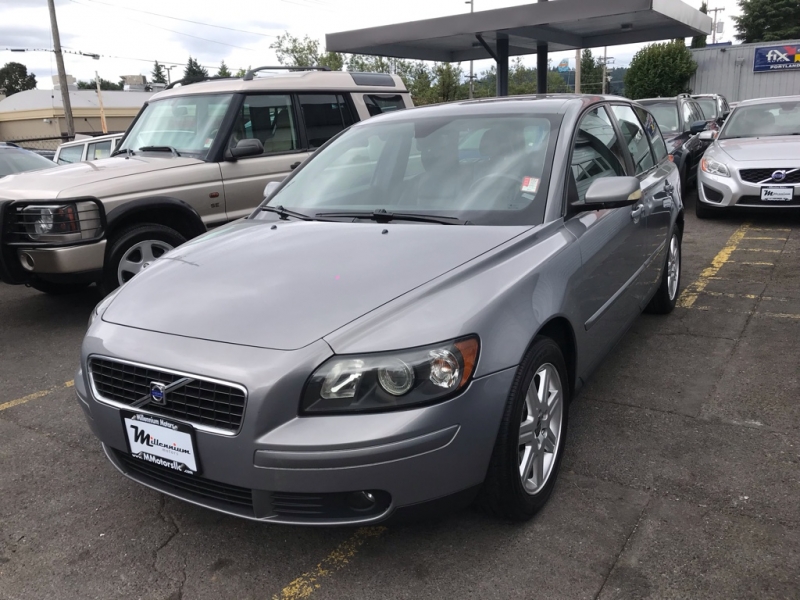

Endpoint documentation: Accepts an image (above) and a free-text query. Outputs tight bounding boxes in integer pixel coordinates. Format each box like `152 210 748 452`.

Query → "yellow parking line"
744 236 788 241
272 527 387 600
739 261 775 266
760 312 800 320
678 223 750 308
737 248 782 253
0 380 74 413
748 227 791 232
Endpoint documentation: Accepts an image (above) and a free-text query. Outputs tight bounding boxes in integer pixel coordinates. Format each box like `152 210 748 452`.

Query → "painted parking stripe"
0 381 74 413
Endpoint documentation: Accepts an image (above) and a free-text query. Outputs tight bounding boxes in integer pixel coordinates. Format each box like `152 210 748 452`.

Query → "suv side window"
681 101 695 131
363 94 406 116
298 94 355 148
569 106 627 204
610 105 655 174
87 140 112 161
56 145 83 165
229 94 298 155
634 107 669 163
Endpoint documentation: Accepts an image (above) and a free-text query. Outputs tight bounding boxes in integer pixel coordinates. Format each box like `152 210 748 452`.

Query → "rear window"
363 95 407 117
641 102 680 133
695 98 718 120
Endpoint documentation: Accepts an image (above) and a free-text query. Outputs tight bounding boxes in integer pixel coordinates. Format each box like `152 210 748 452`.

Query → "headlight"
701 157 730 178
88 288 121 328
20 201 102 242
301 336 480 414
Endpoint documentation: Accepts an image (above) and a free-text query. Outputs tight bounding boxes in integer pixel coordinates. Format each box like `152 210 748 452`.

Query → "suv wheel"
102 224 185 294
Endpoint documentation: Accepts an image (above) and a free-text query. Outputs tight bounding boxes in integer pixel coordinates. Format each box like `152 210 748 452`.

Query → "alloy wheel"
117 240 173 285
667 234 680 301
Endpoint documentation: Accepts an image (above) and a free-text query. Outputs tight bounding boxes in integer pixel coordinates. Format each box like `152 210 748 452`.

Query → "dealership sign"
754 45 800 72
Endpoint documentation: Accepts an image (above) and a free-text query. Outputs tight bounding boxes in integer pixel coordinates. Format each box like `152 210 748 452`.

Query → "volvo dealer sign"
754 45 800 72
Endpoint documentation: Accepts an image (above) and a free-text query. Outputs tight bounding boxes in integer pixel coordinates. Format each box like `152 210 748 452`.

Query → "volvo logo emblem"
150 382 167 405
771 170 787 182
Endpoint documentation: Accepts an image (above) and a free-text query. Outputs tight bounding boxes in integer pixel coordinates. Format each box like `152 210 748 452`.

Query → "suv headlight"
701 157 730 178
301 336 480 414
20 201 102 242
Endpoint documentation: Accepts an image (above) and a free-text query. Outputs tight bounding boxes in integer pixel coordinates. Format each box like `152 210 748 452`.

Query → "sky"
0 0 743 90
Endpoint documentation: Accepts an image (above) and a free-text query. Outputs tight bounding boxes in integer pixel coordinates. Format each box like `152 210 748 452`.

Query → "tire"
29 280 90 295
645 228 682 314
101 223 185 295
476 336 570 521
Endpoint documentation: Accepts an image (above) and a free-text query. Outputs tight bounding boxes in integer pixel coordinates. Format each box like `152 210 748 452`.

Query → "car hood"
102 219 530 350
717 136 800 162
0 155 203 200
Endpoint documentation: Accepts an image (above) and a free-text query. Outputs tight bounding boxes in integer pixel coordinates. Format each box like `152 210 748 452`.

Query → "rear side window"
611 105 655 174
298 94 354 148
57 145 83 165
87 140 112 160
635 107 669 163
363 94 406 117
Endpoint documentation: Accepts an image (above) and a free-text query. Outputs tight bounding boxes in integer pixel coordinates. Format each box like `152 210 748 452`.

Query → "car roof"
737 94 800 107
150 70 408 101
58 132 123 149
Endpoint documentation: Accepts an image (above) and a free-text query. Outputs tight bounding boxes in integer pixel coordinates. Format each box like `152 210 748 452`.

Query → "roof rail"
242 66 330 81
165 76 238 90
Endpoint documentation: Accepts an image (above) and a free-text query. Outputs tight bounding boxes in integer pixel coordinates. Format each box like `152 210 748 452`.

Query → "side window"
229 94 298 155
681 101 695 131
569 106 627 204
56 145 83 165
610 105 655 174
298 94 354 148
87 140 112 161
635 107 669 163
363 94 407 117
690 102 705 124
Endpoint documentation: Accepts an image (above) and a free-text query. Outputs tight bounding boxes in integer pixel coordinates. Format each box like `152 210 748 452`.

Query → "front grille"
114 450 254 511
89 357 247 432
739 168 800 184
3 200 104 246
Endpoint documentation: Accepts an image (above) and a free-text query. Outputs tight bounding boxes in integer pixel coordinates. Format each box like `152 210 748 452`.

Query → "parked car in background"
692 93 732 130
696 95 800 218
54 133 124 165
0 68 413 295
638 95 708 197
0 142 57 179
77 94 683 526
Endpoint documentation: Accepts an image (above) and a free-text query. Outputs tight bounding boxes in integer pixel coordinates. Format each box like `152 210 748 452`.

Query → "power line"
2 47 234 72
66 0 260 51
77 0 277 38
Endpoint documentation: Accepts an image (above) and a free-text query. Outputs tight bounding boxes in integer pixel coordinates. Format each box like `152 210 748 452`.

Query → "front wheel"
476 337 569 521
101 223 185 295
645 229 681 314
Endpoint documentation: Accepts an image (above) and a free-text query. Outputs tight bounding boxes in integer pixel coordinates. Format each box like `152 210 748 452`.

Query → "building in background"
689 40 800 103
0 75 152 151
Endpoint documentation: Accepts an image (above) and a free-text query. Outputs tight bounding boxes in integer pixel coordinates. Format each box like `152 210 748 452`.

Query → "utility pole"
95 71 107 134
47 0 75 139
465 0 474 98
575 48 581 93
708 7 725 44
602 47 607 94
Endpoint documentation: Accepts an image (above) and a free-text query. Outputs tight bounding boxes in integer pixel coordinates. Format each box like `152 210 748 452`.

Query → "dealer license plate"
121 411 201 474
761 186 794 202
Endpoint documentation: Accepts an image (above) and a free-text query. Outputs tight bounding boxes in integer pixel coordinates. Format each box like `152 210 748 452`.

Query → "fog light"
347 491 376 511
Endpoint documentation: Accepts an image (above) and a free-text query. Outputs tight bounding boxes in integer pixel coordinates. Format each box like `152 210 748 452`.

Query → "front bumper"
77 322 514 525
698 166 800 209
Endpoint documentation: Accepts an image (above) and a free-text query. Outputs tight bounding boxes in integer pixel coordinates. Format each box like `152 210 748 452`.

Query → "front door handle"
631 204 645 220
290 161 301 170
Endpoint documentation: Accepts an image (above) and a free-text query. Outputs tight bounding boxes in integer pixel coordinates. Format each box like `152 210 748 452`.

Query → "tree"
580 49 605 94
270 32 344 70
234 66 249 78
218 61 232 78
733 0 800 43
183 57 209 83
624 40 697 99
0 62 37 96
151 61 167 84
691 2 708 48
77 77 123 90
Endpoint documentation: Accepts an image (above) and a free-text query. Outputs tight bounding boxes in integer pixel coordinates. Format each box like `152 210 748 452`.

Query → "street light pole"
47 0 75 139
465 0 474 99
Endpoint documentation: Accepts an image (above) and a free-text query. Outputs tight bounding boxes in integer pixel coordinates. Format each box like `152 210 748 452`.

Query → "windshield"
695 99 717 120
720 100 800 139
0 149 56 178
261 113 557 226
641 102 680 133
118 94 233 159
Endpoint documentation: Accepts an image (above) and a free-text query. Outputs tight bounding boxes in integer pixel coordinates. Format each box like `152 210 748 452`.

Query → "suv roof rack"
165 76 239 90
242 66 330 81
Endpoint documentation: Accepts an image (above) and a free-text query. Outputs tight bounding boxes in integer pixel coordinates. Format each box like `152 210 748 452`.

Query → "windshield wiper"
316 209 462 225
261 205 318 221
111 147 135 157
138 145 181 157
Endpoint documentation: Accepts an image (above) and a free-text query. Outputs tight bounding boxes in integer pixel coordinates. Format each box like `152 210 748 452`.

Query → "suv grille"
739 168 800 184
89 357 246 433
2 200 104 246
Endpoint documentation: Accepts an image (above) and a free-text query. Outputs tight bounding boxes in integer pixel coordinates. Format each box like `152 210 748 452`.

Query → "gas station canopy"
326 0 712 95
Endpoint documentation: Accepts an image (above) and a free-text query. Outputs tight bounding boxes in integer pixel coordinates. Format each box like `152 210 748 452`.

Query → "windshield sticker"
521 177 540 193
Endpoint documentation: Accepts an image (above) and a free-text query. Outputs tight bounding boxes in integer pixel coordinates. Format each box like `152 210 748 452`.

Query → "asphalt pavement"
1 191 799 600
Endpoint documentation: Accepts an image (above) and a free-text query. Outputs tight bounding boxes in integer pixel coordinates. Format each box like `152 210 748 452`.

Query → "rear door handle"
290 161 301 170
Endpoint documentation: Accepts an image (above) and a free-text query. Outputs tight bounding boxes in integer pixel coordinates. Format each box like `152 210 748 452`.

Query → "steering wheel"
469 173 522 208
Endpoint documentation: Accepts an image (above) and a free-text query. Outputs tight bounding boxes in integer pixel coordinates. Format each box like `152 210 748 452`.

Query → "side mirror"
698 130 716 141
227 138 264 160
690 120 708 134
263 181 280 200
578 177 642 211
